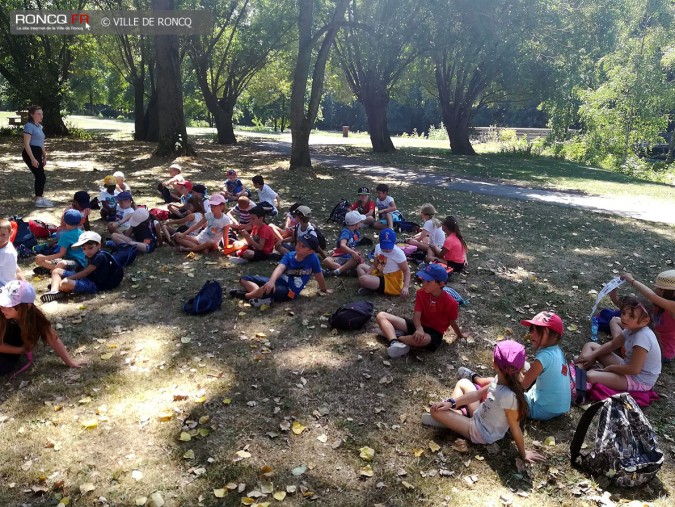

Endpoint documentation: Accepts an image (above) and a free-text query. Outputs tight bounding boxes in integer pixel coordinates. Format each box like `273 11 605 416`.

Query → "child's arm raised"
505 409 544 463
43 326 82 368
622 272 675 314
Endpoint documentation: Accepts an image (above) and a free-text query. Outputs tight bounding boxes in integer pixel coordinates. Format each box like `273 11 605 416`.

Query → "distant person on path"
22 105 53 208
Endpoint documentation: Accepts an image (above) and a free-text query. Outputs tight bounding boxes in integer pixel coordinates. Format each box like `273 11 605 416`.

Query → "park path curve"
252 140 675 226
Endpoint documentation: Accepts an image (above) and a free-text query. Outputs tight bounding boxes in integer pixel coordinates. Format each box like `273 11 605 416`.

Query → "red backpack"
28 220 58 238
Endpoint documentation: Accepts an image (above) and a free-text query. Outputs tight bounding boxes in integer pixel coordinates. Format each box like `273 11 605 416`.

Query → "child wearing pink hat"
174 194 231 253
455 311 571 420
424 340 543 463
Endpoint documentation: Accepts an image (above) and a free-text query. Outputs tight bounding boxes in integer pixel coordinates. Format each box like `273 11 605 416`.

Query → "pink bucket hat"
493 340 526 374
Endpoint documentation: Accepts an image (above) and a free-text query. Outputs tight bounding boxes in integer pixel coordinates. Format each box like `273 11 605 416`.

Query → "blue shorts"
240 275 292 302
62 270 98 294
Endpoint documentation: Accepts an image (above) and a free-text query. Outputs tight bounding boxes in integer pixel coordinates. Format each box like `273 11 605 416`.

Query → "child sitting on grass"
158 196 205 245
376 264 462 358
427 215 467 272
373 183 397 230
423 340 544 464
231 233 331 307
228 195 257 234
107 191 135 234
58 191 90 232
110 207 158 253
457 311 570 421
0 219 24 287
356 228 410 297
323 210 365 276
230 205 276 263
34 210 86 275
97 175 119 221
174 194 231 253
223 169 250 201
40 231 124 303
276 205 325 258
168 181 193 219
252 175 281 216
350 187 376 227
272 202 301 247
114 171 130 192
576 295 661 393
157 163 185 203
1 280 82 373
610 271 675 364
406 203 445 257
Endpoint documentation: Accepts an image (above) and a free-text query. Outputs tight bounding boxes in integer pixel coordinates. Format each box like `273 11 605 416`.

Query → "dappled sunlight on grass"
273 344 354 371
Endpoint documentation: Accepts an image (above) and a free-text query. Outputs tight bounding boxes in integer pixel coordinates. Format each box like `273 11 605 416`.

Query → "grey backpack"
570 393 663 487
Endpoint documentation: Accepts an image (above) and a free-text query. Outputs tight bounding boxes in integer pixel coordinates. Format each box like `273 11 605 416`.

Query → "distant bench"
8 110 29 127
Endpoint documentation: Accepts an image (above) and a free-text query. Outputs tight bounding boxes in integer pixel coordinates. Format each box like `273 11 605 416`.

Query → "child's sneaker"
228 256 249 264
40 291 68 303
35 197 54 208
229 289 247 299
421 412 447 429
387 340 410 358
457 366 476 381
249 297 273 308
357 287 375 296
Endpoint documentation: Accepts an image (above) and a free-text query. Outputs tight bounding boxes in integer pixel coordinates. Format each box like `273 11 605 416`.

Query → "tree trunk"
444 119 476 156
152 0 194 157
666 133 675 164
133 80 145 141
39 98 68 136
141 91 159 142
362 95 396 153
215 97 237 144
290 119 312 168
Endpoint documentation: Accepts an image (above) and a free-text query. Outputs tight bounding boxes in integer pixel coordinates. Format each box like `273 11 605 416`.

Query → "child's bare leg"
59 278 77 293
373 220 385 230
580 342 624 369
359 274 381 290
386 213 393 229
111 232 132 245
586 370 629 391
356 263 371 277
375 312 409 343
241 249 256 260
429 409 472 438
107 222 118 234
363 216 375 227
188 240 217 253
451 379 482 415
35 255 55 270
50 268 65 291
323 257 341 270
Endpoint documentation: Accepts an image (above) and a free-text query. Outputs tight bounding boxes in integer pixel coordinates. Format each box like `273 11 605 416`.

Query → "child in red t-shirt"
350 186 376 227
233 205 276 263
376 263 464 358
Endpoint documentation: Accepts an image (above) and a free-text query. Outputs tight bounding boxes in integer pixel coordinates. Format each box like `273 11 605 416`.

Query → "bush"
427 123 449 141
498 128 517 143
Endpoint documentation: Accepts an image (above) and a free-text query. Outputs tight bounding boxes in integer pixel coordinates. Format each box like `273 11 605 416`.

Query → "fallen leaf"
544 436 556 446
360 464 374 477
273 491 286 501
286 485 297 493
135 498 147 506
222 398 232 405
412 448 424 457
183 450 195 459
291 421 306 435
291 465 307 476
79 483 95 494
260 481 274 494
100 352 113 360
428 441 441 453
401 481 414 490
359 446 375 462
317 434 328 443
81 419 98 429
213 489 226 498
131 470 143 481
179 432 191 441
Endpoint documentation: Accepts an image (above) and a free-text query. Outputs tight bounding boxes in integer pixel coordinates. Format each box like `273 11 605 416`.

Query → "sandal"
40 291 69 303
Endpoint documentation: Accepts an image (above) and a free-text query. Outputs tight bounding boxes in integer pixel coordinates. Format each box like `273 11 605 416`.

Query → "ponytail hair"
499 366 529 422
27 105 43 123
442 216 467 252
0 303 52 352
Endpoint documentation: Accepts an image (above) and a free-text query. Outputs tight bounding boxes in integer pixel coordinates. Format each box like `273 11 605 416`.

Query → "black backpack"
328 199 351 224
111 243 138 267
328 300 374 330
183 280 223 315
10 216 37 250
570 393 664 488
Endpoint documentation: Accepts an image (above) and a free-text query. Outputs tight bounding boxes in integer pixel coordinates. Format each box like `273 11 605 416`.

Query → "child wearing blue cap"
107 191 135 234
375 263 464 358
356 228 410 297
33 209 86 275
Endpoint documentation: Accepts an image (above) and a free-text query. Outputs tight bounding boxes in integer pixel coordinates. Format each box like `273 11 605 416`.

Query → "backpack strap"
570 399 606 469
101 249 123 269
574 367 587 405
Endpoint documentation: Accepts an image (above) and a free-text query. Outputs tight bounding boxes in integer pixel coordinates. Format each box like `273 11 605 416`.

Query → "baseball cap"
293 205 312 218
227 169 237 176
250 205 267 217
379 228 397 250
208 193 226 206
357 187 370 195
0 280 36 307
72 230 102 247
493 340 526 374
113 171 125 179
73 191 90 208
127 207 150 227
417 263 448 283
103 175 116 186
655 270 675 290
177 180 193 192
115 191 132 202
344 210 366 226
298 233 319 251
63 209 83 226
520 311 564 336
192 184 207 194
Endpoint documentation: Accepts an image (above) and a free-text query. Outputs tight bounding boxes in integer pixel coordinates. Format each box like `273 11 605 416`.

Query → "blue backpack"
112 243 137 267
183 280 223 315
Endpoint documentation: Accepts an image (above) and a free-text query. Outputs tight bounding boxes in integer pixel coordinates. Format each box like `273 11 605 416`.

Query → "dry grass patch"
0 137 673 506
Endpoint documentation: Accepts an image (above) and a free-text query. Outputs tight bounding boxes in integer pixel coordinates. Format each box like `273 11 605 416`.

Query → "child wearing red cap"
456 311 570 420
425 340 543 463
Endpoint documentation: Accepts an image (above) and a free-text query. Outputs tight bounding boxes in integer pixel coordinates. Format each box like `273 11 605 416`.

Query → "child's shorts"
402 318 443 351
281 242 295 252
50 259 82 271
332 254 351 265
525 393 565 421
240 275 292 302
625 375 654 392
468 418 488 444
62 270 98 294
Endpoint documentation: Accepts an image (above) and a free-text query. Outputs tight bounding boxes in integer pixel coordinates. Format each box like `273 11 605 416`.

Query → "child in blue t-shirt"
457 311 571 421
322 210 365 276
223 169 250 202
231 233 331 307
34 210 87 275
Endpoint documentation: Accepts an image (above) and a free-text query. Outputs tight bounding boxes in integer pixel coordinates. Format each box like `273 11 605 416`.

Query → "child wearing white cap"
0 280 81 373
110 207 158 253
322 210 366 276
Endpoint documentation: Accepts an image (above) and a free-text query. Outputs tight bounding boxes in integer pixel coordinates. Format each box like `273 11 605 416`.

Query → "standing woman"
22 105 53 208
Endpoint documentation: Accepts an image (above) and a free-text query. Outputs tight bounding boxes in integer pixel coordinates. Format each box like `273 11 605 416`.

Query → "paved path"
253 141 675 226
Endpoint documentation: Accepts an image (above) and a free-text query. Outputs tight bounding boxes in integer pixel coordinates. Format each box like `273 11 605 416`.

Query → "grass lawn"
0 134 674 507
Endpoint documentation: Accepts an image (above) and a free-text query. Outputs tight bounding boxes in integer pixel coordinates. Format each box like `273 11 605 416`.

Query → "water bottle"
591 316 599 343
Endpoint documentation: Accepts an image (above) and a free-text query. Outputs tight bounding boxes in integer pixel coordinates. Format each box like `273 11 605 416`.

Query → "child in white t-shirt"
373 183 397 230
406 203 444 256
174 194 231 253
251 175 281 216
0 219 24 287
356 228 410 297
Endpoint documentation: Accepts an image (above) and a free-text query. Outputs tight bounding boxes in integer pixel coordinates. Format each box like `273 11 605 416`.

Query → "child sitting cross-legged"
158 196 205 245
376 264 463 358
576 295 661 393
229 205 276 264
457 311 571 421
422 340 544 464
230 233 331 308
323 210 365 276
276 205 326 258
356 228 410 297
34 210 87 276
174 194 231 253
227 195 257 234
97 175 119 221
40 231 124 303
157 163 185 203
58 191 90 232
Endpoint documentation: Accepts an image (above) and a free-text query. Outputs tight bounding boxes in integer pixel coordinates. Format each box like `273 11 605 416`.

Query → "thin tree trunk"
216 96 237 144
142 91 159 142
133 81 145 141
362 95 395 153
39 98 68 136
666 133 675 164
